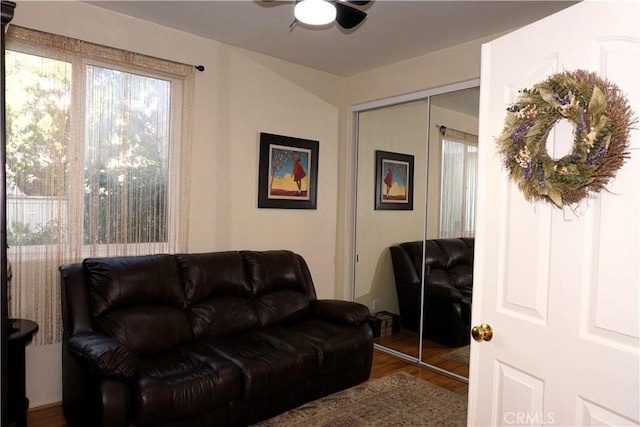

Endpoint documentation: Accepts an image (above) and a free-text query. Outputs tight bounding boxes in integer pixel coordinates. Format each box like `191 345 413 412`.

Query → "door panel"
498 200 551 324
469 2 639 426
495 364 545 425
577 398 638 427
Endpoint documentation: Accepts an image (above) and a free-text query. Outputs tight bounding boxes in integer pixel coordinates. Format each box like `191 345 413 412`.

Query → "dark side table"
7 318 39 427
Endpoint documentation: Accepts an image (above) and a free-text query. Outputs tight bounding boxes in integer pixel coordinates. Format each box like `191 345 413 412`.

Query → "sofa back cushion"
241 250 315 327
435 239 474 288
437 238 473 268
83 254 192 355
176 252 260 338
399 241 427 279
398 238 474 290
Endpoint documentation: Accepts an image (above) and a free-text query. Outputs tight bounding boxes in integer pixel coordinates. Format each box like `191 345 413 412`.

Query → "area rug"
442 345 470 365
255 372 467 426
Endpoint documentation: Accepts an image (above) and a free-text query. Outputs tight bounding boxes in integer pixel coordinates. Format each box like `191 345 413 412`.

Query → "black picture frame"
375 150 414 211
258 132 319 209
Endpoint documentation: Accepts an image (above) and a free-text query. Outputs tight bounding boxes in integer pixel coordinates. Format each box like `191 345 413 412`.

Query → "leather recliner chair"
389 238 473 347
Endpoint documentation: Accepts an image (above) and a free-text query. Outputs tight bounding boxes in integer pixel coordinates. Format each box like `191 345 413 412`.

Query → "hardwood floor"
369 347 468 395
25 402 67 427
375 327 470 378
27 348 468 426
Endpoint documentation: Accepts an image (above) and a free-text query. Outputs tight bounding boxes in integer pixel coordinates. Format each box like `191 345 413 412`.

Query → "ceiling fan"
263 0 372 30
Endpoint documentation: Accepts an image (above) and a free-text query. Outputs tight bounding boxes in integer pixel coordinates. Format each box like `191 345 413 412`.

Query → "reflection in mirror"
353 85 478 380
354 100 428 359
420 87 479 378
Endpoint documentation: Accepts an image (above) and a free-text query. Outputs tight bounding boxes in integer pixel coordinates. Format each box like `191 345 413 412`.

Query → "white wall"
344 35 495 106
194 43 341 299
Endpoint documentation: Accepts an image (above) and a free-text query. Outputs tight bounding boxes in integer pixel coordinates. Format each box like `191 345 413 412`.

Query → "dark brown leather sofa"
60 250 373 427
389 238 473 348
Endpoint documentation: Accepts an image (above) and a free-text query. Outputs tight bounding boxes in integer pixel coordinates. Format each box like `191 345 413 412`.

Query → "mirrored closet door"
352 81 479 380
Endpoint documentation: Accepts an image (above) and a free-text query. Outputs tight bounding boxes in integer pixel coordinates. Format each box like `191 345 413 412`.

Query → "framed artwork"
258 132 319 209
375 150 414 210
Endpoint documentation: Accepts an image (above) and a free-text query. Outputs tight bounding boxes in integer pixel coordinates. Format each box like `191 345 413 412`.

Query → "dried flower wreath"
497 70 635 208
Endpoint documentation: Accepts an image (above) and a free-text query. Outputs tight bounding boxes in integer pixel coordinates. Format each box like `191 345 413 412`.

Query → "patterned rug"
255 372 467 426
442 345 470 365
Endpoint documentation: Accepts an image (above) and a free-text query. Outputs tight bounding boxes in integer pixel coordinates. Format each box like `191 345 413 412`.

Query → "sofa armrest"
426 283 463 301
311 299 370 326
67 332 139 378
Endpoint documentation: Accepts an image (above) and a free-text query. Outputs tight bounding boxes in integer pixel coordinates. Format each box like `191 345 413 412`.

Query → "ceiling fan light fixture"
294 0 336 26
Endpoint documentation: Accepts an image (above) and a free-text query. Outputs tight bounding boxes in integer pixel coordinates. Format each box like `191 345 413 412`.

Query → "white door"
468 2 640 426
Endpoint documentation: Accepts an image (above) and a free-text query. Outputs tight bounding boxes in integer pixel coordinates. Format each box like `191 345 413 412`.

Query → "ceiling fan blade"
345 0 371 5
335 2 367 29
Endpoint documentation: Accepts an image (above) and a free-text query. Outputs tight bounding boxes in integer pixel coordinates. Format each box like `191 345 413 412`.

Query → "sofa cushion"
84 255 192 355
253 289 310 327
206 329 316 400
84 254 185 314
425 269 456 288
437 238 473 268
268 320 373 374
241 250 314 326
448 264 474 290
134 341 242 426
94 306 192 356
434 239 474 291
176 252 260 338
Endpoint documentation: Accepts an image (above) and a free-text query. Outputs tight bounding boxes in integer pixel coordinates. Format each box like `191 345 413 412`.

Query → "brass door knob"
471 323 493 342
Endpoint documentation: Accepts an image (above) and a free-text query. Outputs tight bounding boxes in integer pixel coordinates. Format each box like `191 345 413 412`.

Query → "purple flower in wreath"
554 93 569 105
577 109 586 134
510 121 534 143
586 145 607 165
504 157 514 168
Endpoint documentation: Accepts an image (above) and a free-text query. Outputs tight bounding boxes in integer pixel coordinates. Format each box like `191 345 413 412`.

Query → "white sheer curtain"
439 127 478 239
5 26 194 345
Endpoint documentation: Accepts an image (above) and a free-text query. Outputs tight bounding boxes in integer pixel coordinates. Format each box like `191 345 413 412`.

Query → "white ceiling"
87 0 578 77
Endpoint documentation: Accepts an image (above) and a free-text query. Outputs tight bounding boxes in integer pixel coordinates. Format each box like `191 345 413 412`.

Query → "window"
83 65 171 246
6 50 70 246
439 132 477 238
5 26 194 344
